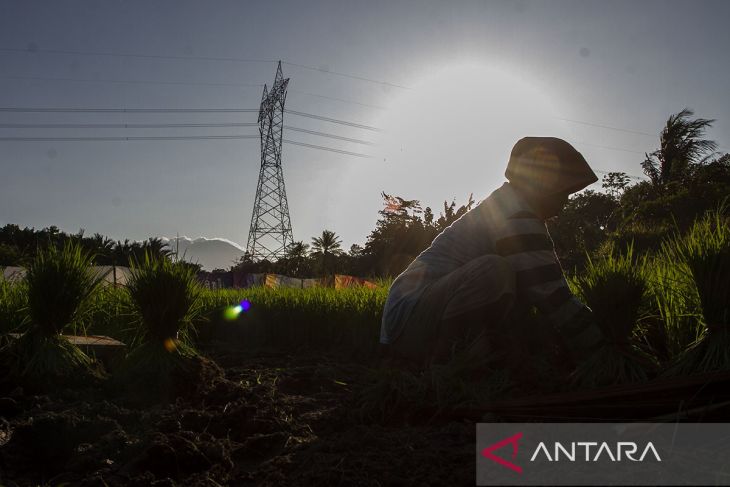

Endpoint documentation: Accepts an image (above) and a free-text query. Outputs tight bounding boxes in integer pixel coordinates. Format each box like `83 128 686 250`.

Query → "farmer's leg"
391 255 516 367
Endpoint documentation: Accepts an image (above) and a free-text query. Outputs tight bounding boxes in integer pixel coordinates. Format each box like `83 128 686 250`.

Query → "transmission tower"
246 61 294 261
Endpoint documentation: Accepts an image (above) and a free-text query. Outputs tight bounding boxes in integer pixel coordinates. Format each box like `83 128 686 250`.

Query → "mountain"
160 236 245 271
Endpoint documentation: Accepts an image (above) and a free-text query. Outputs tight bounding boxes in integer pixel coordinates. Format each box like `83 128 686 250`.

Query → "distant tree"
423 206 434 226
435 194 475 231
549 190 619 270
311 230 343 277
360 193 476 276
642 108 717 187
281 240 311 277
88 233 116 264
601 172 631 200
0 243 23 266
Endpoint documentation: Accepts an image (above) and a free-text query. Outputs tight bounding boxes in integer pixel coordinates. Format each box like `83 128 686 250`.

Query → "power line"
0 107 382 131
284 109 381 132
572 140 646 155
287 88 385 110
0 46 274 65
556 117 655 137
1 75 385 110
282 139 373 158
1 74 262 89
1 46 409 90
0 134 260 141
1 46 723 141
0 106 259 113
0 133 374 158
0 121 373 144
0 122 258 129
280 61 409 90
283 126 373 145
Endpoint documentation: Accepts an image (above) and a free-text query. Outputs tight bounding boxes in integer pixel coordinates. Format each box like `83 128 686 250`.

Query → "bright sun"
330 63 571 244
375 63 569 202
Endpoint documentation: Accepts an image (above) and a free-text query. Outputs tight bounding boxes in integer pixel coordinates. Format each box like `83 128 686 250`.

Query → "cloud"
159 235 246 252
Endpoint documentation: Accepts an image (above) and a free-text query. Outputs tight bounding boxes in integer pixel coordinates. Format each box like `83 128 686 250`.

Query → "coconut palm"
90 233 116 264
311 230 343 277
142 237 172 261
642 108 717 187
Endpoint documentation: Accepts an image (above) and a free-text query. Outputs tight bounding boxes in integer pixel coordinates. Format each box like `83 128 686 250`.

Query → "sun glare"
375 63 568 201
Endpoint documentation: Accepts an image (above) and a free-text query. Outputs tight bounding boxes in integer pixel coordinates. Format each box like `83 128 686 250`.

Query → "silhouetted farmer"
380 137 603 371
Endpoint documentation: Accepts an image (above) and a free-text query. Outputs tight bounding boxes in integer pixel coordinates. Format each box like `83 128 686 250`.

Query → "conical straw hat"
505 137 598 195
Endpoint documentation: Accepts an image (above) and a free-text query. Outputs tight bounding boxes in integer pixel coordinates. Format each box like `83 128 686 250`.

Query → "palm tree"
90 233 115 264
642 108 717 187
142 237 172 261
311 230 343 277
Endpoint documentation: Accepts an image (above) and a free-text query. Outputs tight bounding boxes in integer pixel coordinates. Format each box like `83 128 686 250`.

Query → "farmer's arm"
494 215 604 360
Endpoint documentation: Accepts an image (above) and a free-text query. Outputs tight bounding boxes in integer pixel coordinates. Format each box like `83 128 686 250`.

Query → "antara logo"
481 432 524 474
530 441 662 462
481 433 662 474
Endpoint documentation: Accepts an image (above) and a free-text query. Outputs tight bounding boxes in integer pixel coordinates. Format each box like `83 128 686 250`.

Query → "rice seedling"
1 242 106 388
569 243 658 388
116 253 211 399
80 285 138 346
0 279 28 334
200 286 386 360
644 256 703 361
662 207 730 374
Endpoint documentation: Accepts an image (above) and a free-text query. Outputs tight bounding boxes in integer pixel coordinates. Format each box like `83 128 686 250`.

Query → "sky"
1 0 729 254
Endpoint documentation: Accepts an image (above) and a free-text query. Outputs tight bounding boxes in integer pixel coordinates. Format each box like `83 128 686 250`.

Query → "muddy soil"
0 350 476 486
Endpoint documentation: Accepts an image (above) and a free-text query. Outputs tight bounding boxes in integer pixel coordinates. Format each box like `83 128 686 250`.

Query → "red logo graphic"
481 432 523 474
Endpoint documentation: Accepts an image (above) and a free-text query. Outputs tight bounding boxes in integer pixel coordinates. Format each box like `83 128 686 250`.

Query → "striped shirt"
380 182 602 356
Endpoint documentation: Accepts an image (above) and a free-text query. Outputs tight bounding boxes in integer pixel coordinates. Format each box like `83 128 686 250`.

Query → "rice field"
0 238 714 370
0 212 727 486
0 209 726 379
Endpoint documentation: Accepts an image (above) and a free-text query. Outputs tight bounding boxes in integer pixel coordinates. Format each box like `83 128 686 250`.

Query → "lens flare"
223 299 251 321
224 306 241 321
163 338 177 352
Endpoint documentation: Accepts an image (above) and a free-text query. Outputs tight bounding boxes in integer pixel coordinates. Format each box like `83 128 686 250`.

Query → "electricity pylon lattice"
246 61 294 261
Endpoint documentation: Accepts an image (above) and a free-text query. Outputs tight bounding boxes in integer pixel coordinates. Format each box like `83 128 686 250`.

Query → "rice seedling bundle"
117 253 211 398
1 242 106 388
662 208 730 373
570 244 658 388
